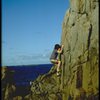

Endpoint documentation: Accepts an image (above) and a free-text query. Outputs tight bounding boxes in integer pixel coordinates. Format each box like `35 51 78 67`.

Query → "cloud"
17 52 51 61
2 51 52 66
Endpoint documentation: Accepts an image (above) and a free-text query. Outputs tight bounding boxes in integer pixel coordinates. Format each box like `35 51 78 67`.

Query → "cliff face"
25 0 99 100
61 0 99 99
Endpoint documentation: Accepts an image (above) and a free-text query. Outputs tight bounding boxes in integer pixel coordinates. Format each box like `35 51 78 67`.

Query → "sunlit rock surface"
29 0 99 100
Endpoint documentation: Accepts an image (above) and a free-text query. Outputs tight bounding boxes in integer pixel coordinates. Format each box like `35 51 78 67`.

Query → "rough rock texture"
1 67 16 100
29 0 99 100
61 0 99 99
25 65 63 100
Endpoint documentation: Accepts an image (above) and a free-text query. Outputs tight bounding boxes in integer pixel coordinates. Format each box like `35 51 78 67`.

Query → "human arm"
57 45 64 53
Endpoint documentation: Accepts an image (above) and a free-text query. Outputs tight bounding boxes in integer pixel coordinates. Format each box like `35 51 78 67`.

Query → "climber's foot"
57 72 61 77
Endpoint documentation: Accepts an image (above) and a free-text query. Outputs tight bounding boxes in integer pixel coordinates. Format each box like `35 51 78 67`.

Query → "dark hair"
54 44 61 50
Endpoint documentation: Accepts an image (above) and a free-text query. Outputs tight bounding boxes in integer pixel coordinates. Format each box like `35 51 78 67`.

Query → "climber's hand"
61 45 64 48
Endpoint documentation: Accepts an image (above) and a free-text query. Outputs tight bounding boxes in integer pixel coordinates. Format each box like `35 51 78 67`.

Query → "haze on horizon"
2 0 69 66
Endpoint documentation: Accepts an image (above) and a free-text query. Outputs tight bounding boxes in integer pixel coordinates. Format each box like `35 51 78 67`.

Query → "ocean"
7 64 53 86
6 64 53 96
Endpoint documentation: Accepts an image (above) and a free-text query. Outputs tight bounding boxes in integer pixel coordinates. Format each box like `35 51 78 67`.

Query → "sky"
2 0 69 66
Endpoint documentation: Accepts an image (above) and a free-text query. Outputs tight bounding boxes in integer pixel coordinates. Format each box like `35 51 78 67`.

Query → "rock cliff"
61 0 99 99
28 0 99 100
2 0 99 100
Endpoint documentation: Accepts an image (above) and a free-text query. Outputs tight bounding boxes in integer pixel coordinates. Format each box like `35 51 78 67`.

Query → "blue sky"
2 0 69 66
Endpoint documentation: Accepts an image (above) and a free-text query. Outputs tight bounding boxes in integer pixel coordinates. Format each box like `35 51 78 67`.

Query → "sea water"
7 64 53 86
6 64 53 96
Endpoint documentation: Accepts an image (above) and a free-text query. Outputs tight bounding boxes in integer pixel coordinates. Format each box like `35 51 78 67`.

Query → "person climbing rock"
50 44 64 76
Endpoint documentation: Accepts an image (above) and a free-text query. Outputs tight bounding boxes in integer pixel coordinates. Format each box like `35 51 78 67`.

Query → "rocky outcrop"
1 67 16 100
28 0 99 100
24 65 63 100
61 0 99 99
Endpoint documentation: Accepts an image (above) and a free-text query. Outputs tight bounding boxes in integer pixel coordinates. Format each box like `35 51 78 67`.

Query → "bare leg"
57 61 61 75
50 59 61 75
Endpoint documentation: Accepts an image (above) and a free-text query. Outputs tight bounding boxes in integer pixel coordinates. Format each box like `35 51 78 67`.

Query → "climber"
50 44 64 76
